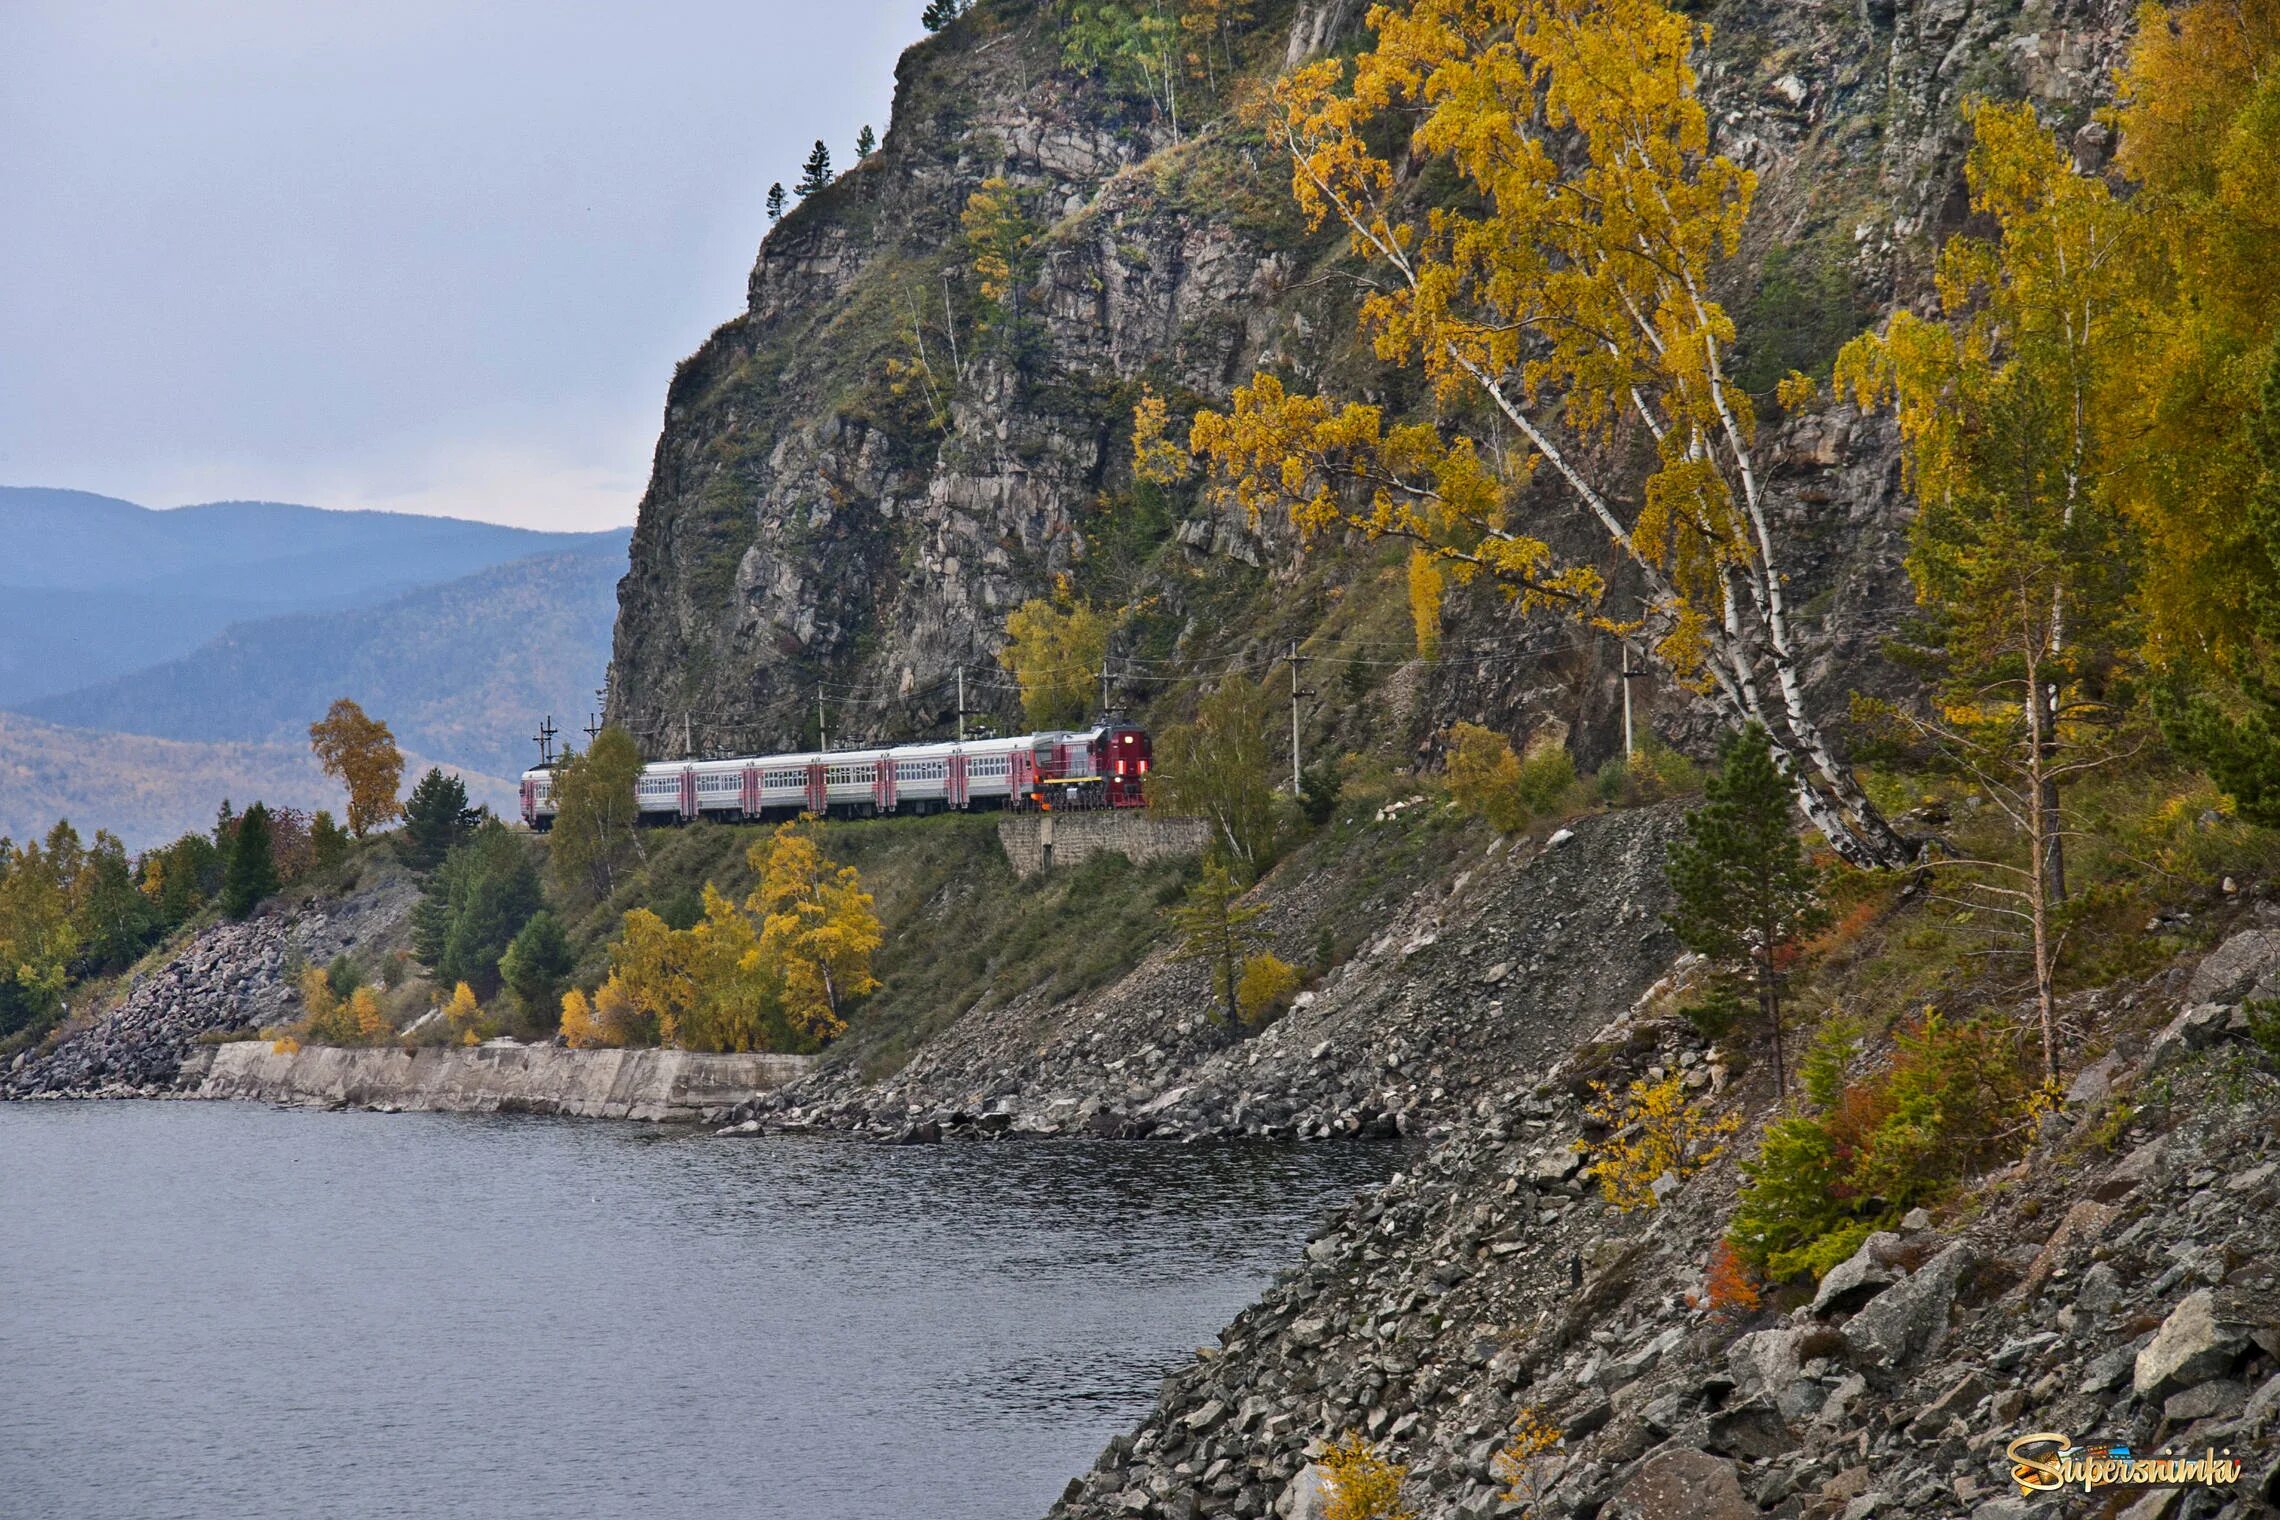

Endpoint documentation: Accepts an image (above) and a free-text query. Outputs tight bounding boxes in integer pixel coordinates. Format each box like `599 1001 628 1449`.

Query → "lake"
0 1102 1392 1520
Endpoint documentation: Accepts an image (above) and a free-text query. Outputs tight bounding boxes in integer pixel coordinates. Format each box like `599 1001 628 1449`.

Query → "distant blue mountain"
0 486 620 703
22 534 632 781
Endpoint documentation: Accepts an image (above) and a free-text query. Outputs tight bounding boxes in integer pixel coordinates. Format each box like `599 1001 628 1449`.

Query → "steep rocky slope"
1045 925 2280 1520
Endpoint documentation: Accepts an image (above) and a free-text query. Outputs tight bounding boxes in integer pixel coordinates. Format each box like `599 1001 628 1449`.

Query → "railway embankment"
731 804 1686 1146
188 1040 810 1122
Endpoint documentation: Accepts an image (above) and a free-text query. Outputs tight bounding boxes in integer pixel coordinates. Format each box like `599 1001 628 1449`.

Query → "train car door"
805 760 827 814
520 776 537 826
874 756 896 813
1011 746 1033 805
741 764 760 818
678 767 698 821
948 752 968 809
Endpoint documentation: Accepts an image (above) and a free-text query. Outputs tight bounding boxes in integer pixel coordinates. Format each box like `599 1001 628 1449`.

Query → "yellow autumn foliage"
1578 1073 1740 1212
1320 1432 1415 1520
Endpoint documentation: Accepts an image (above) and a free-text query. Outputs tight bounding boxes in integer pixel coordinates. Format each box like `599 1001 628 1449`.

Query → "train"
520 721 1153 831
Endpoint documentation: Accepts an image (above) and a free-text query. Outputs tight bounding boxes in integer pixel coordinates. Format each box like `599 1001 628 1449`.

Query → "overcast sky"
1 1 917 531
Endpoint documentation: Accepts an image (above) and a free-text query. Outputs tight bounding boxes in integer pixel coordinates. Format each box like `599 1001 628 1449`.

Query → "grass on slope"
553 813 1197 1079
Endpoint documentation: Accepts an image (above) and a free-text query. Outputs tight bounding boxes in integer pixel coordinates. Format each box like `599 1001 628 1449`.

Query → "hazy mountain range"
0 487 628 847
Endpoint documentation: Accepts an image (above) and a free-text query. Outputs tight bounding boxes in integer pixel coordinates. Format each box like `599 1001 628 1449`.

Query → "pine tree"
1168 862 1268 1028
766 181 786 222
920 0 963 31
310 811 351 871
795 141 833 197
855 124 876 159
1664 726 1827 1094
402 767 474 871
222 803 281 920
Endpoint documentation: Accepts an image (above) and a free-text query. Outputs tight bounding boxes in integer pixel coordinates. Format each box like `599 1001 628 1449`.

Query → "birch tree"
1152 0 1910 866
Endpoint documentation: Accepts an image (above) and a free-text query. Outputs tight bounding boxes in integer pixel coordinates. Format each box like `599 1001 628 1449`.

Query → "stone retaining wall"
996 811 1210 878
193 1041 811 1123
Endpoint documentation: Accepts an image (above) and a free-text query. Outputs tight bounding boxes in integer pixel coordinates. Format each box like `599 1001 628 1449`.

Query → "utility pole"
584 713 601 745
683 711 693 760
956 665 966 743
535 715 558 768
817 686 828 753
1619 639 1645 760
1100 657 1111 720
1287 642 1315 795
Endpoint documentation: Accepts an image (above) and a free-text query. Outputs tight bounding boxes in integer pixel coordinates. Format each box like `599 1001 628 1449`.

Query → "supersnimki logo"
2004 1433 2246 1497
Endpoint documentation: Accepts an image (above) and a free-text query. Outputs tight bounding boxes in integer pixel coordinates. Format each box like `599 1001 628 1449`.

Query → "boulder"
2146 1002 2232 1072
1813 1231 1905 1316
1727 1327 1805 1399
2183 927 2280 1004
1843 1242 1975 1372
2134 1288 2275 1398
1602 1448 1754 1520
1279 1463 1332 1520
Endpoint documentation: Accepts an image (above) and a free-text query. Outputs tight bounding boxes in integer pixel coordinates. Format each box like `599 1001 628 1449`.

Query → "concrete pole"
1289 642 1302 795
956 665 965 743
1621 640 1634 761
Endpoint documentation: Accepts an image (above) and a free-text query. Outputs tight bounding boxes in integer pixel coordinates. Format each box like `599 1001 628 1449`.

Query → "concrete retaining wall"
194 1041 811 1123
996 811 1210 878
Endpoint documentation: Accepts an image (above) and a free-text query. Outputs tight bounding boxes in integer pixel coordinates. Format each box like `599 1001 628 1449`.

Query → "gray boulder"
1812 1230 1905 1316
2183 927 2280 1004
1843 1242 1975 1372
2133 1287 2276 1398
1602 1447 1755 1520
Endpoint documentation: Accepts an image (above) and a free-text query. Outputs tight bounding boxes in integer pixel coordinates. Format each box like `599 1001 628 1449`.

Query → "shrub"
1491 1406 1563 1509
1730 1011 2039 1277
1236 952 1303 1025
1514 744 1577 814
1701 1239 1762 1321
1447 723 1527 832
1579 1073 1741 1211
1320 1432 1414 1520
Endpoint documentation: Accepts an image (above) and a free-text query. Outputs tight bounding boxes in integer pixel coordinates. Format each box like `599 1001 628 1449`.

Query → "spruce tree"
765 181 786 222
402 767 474 871
1664 726 1828 1093
795 140 833 197
855 124 876 159
222 803 280 920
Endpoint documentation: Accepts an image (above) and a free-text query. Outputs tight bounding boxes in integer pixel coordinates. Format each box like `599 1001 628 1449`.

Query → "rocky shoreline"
1043 927 2280 1520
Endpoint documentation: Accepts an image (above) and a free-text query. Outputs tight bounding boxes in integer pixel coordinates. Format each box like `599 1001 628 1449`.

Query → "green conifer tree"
402 767 474 872
1664 726 1828 1093
855 124 876 159
1168 862 1268 1028
765 181 786 222
222 803 281 920
795 140 833 197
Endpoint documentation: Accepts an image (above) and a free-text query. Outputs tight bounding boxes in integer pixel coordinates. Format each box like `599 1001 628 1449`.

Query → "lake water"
0 1102 1392 1520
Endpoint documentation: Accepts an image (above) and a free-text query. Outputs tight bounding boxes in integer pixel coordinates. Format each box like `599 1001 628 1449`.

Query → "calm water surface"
0 1102 1392 1520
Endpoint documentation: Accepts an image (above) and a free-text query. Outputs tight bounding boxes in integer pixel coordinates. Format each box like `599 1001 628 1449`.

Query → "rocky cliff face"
606 0 2135 768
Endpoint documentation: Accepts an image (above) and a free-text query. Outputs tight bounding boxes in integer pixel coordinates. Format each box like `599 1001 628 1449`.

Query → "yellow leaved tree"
308 698 405 839
749 818 882 1044
1145 0 1908 866
1000 590 1112 729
